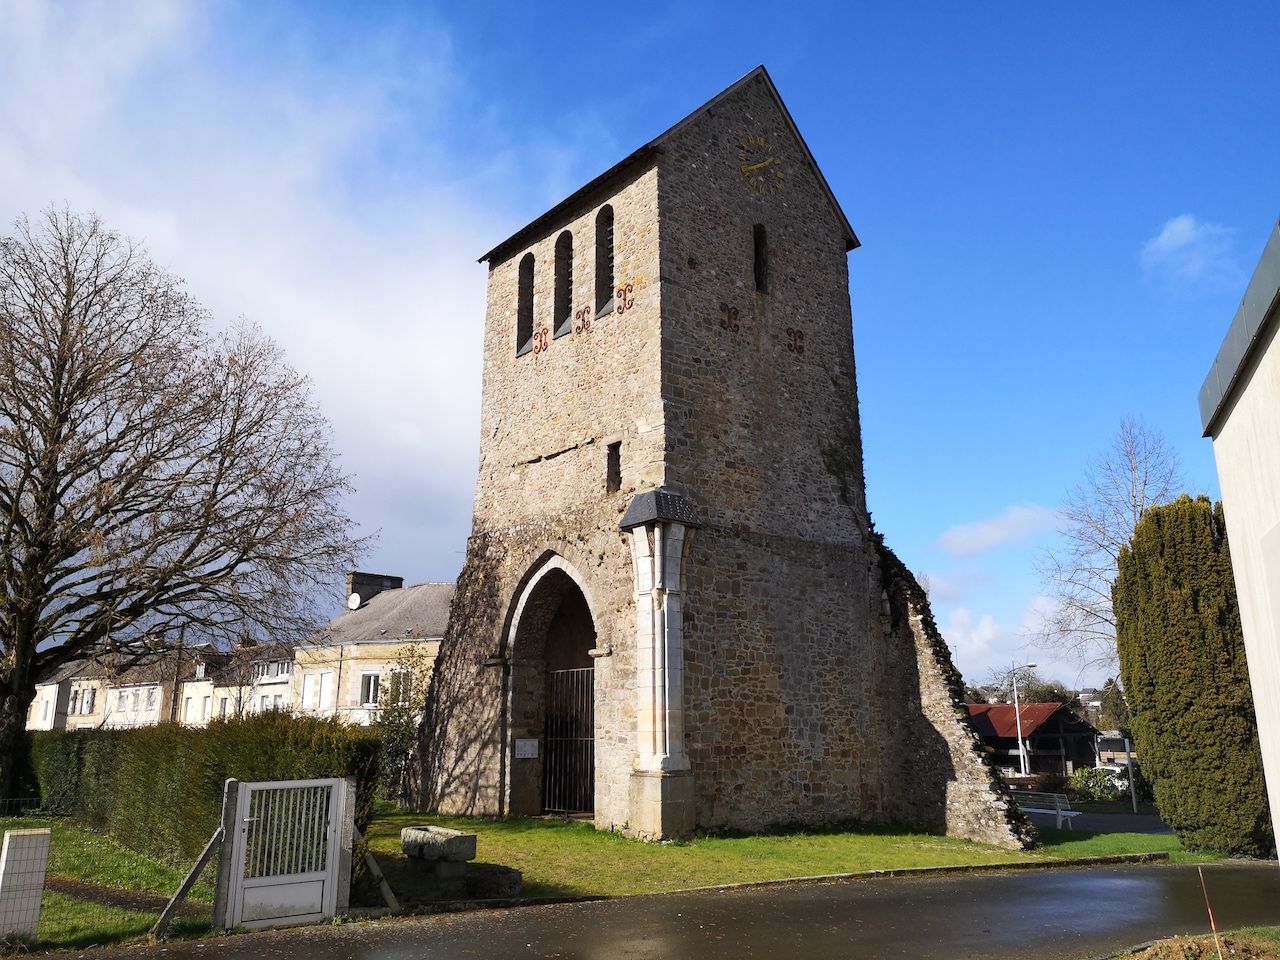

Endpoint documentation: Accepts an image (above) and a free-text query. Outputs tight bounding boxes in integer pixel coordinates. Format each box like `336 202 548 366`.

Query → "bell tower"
415 67 1026 849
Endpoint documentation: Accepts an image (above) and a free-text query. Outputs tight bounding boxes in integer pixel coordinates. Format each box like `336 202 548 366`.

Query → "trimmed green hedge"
31 714 381 865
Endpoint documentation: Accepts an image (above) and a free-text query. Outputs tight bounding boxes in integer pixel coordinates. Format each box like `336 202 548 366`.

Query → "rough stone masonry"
411 66 1030 849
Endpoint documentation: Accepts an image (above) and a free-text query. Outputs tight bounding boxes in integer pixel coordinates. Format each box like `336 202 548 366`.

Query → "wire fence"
0 806 218 952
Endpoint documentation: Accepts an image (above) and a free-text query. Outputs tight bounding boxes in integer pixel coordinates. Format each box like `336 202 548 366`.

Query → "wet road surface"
82 861 1280 960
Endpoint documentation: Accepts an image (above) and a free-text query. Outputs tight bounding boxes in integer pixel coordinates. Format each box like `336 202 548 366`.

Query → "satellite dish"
347 593 361 610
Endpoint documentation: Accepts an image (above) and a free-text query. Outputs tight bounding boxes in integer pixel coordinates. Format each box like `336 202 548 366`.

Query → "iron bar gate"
543 667 594 814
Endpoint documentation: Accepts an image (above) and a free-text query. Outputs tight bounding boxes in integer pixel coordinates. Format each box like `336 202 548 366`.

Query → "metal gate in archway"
543 667 594 814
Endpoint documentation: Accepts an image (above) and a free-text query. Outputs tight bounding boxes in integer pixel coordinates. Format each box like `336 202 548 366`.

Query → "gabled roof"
305 582 455 647
966 703 1097 739
479 65 859 265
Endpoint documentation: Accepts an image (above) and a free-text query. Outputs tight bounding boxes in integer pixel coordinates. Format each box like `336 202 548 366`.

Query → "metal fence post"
333 776 356 917
211 778 240 930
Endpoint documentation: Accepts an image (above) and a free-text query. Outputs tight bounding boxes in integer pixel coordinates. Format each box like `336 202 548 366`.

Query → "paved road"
82 861 1280 960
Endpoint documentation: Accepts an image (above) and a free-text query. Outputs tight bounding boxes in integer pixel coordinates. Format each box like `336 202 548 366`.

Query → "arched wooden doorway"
505 559 598 816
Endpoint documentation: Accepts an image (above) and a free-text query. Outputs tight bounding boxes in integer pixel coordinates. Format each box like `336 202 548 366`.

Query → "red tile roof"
966 703 1065 739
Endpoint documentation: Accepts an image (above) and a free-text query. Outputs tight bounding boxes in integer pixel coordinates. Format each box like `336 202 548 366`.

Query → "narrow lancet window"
753 224 769 293
554 231 573 338
607 441 621 494
517 252 535 355
595 205 615 317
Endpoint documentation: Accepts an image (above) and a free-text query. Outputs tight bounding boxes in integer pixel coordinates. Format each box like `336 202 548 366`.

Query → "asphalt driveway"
73 860 1280 960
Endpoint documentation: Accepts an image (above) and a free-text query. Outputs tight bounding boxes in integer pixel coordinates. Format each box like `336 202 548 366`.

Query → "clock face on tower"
738 133 784 196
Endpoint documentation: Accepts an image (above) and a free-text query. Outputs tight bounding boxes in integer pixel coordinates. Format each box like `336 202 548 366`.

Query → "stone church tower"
414 67 1028 848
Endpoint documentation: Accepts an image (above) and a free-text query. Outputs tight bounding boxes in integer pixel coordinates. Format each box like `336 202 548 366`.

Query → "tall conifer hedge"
1114 494 1272 856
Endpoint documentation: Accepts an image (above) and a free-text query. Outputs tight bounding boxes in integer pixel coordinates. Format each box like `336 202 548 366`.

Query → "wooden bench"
1009 790 1081 829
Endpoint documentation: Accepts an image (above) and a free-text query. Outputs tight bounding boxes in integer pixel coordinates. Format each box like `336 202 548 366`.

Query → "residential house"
195 643 295 724
966 703 1100 777
27 662 80 731
28 650 193 731
294 573 452 725
1096 730 1138 766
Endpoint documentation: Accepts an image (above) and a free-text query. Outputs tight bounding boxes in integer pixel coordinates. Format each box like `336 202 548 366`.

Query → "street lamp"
1011 662 1037 777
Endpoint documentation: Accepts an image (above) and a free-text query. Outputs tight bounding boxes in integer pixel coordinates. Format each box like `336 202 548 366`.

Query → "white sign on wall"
515 739 539 759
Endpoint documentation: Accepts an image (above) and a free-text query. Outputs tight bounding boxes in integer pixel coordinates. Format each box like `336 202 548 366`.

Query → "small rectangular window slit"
607 442 621 494
753 224 769 293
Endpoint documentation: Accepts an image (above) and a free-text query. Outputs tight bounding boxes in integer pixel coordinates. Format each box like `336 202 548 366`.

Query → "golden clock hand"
740 157 777 174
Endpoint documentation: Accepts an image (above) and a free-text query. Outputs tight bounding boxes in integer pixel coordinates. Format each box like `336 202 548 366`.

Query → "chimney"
346 572 404 609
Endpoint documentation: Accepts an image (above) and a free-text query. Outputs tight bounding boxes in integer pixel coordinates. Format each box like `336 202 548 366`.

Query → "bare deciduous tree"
1030 416 1183 673
0 208 363 794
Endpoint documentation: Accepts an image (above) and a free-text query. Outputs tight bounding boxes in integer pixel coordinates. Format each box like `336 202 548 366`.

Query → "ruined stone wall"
874 539 1033 849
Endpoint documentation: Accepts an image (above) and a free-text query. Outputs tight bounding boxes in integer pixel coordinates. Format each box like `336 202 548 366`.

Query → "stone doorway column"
620 489 699 838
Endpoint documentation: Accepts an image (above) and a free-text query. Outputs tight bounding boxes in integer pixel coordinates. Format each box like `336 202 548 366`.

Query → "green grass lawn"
0 804 1225 952
356 802 1209 907
1033 826 1207 863
0 817 214 952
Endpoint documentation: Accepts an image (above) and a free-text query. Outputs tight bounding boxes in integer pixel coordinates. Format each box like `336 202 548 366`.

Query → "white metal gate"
215 777 354 930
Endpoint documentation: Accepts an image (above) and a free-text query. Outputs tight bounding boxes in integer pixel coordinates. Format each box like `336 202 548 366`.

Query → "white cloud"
932 505 1057 558
0 1 503 591
1140 214 1240 286
944 608 1002 663
917 567 995 605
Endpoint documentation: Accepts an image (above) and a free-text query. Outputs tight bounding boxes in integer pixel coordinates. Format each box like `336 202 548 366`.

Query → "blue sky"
2 1 1276 689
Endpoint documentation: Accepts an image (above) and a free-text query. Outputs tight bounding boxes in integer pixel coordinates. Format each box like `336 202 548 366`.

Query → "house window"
69 690 79 715
41 700 48 721
319 672 334 709
145 687 156 710
301 673 315 710
202 697 211 721
184 697 193 722
554 231 573 338
517 253 535 355
195 662 207 679
219 697 229 718
253 662 269 680
260 695 270 712
82 689 95 714
131 689 140 711
277 660 293 676
595 205 615 317
607 441 621 494
753 224 768 293
360 673 381 706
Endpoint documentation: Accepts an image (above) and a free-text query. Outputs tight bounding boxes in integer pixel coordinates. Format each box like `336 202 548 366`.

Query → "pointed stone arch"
502 553 599 816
